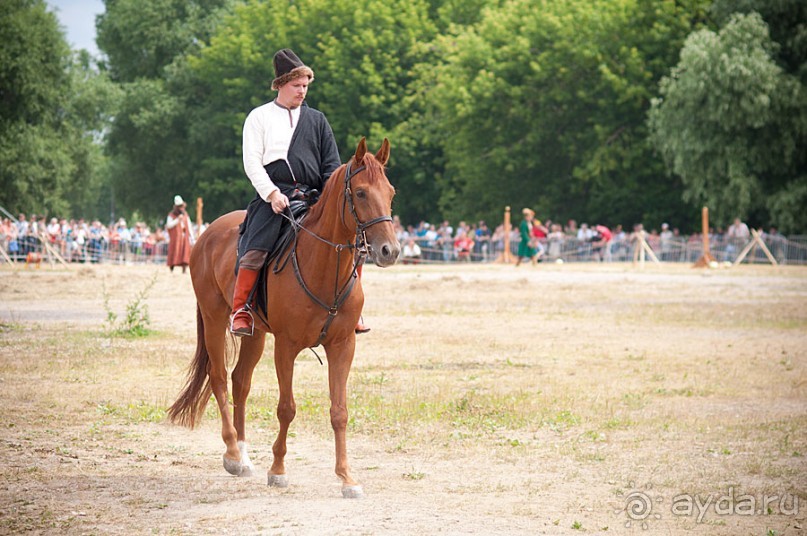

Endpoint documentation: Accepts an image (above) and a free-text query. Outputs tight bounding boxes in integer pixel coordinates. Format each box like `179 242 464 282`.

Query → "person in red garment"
591 224 612 261
166 195 193 273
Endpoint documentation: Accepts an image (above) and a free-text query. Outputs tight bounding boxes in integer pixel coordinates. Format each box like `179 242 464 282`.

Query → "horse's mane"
306 153 385 222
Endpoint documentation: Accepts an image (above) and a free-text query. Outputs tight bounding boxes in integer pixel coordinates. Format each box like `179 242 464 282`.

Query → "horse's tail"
167 304 212 429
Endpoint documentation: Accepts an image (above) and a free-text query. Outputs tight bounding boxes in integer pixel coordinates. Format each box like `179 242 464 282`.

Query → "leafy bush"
103 274 157 337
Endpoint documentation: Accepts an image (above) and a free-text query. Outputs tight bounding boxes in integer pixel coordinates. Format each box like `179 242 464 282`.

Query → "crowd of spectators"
0 211 800 265
391 214 797 265
0 213 207 265
393 217 496 263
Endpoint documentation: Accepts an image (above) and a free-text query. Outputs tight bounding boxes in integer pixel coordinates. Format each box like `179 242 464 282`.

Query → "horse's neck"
307 184 354 243
296 191 356 282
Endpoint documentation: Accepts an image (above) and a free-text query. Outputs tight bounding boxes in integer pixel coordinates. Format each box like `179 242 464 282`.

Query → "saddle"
236 190 318 319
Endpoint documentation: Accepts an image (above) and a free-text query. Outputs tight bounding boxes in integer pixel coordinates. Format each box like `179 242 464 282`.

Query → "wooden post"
633 230 660 266
701 206 711 260
639 231 646 265
642 232 660 263
633 229 660 268
36 231 70 267
733 229 778 266
503 206 511 264
0 244 13 265
196 197 204 238
693 206 716 268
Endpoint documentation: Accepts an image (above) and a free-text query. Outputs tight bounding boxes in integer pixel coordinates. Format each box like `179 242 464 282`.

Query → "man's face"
277 77 309 109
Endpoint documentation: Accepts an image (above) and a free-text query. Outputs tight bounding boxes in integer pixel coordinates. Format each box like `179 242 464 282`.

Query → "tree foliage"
4 0 805 233
101 0 440 221
0 0 117 218
648 12 807 232
710 0 807 82
95 0 229 218
423 0 709 229
96 0 228 82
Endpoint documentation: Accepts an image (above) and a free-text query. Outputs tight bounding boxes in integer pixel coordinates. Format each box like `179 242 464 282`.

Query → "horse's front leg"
267 338 297 488
228 333 266 477
325 335 362 498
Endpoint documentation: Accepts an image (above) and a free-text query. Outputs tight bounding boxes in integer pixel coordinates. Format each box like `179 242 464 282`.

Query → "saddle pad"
238 199 309 318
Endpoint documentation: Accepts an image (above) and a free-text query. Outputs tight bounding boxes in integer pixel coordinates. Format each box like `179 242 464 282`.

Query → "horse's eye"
356 190 366 199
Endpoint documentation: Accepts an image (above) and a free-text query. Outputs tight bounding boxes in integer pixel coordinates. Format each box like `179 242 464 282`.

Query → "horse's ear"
354 137 367 165
375 138 390 166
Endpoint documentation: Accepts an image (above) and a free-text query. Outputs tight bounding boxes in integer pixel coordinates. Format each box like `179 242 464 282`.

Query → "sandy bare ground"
0 261 805 535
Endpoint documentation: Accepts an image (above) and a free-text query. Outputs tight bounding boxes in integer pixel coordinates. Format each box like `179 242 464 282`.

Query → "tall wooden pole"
701 206 710 259
693 206 715 267
503 206 511 263
196 197 204 238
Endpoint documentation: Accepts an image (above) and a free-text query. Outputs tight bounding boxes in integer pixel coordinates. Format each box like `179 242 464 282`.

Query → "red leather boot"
230 267 260 337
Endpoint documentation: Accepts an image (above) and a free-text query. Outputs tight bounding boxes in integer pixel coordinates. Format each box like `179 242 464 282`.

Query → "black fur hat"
271 48 314 90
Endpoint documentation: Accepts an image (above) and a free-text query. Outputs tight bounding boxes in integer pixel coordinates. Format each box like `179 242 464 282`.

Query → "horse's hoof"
267 473 289 488
223 455 243 476
238 462 256 478
342 485 364 499
236 441 255 477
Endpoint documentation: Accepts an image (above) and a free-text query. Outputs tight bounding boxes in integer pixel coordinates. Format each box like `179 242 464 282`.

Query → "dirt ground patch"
0 262 805 535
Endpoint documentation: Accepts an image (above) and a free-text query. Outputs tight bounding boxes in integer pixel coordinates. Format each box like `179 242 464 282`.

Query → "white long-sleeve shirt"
242 101 301 201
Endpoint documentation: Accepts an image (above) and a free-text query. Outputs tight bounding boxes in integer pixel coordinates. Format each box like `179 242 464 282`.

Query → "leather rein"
276 159 393 348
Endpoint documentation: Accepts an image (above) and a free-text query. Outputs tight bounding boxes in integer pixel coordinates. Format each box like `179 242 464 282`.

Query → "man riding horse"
233 48 370 336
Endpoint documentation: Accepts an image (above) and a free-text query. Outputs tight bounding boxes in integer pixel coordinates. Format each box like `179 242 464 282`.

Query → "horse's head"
343 137 400 267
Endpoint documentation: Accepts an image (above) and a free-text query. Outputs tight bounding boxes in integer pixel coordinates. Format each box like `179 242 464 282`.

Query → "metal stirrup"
230 307 255 337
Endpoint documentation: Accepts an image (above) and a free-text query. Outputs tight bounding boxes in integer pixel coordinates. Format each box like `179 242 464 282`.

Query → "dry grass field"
0 261 805 535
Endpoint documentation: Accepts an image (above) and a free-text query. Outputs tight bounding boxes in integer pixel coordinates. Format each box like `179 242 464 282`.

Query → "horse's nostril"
381 245 391 258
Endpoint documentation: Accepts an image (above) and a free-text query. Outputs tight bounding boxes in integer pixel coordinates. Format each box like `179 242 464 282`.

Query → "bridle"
341 159 394 252
275 158 393 348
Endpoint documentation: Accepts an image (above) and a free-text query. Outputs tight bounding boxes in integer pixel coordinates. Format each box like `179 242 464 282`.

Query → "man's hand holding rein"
268 189 290 214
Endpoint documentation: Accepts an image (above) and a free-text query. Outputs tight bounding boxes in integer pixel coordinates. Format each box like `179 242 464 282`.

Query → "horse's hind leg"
201 310 242 475
267 338 297 488
230 333 266 477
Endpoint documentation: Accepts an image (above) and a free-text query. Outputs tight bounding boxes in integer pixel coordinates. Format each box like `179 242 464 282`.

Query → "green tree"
122 0 440 221
96 0 228 82
648 12 807 232
60 52 121 219
97 0 736 232
169 0 300 216
96 0 229 222
427 0 708 230
0 0 71 215
710 0 807 81
0 0 116 218
308 0 439 223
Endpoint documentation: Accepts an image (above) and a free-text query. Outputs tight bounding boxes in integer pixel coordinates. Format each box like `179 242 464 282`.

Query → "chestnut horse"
168 138 399 498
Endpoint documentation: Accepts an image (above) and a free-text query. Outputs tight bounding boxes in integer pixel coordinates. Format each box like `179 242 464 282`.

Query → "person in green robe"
516 208 541 266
